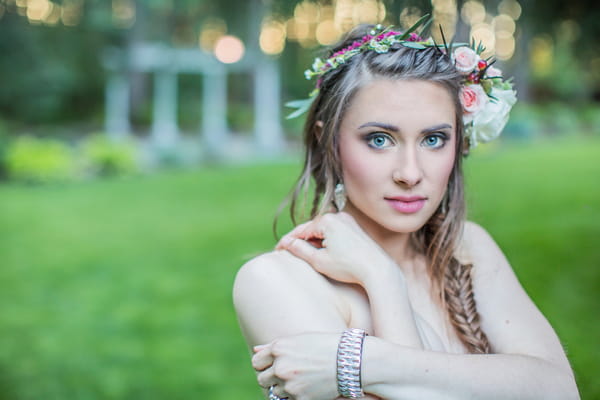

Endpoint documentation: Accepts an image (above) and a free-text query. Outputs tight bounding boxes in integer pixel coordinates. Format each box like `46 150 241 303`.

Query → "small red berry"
468 72 480 83
478 60 487 70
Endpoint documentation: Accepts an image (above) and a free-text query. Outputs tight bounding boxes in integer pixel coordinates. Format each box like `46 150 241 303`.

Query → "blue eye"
367 133 393 149
422 134 446 149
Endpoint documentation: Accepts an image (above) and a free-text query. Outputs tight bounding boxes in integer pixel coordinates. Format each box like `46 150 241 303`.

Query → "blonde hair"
280 25 490 354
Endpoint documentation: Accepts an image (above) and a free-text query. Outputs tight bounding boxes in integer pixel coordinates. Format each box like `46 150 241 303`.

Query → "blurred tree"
0 0 597 129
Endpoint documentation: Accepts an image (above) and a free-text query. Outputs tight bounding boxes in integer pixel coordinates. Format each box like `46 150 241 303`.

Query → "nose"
392 146 423 188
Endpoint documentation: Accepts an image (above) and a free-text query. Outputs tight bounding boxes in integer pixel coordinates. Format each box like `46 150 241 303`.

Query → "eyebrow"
358 121 453 133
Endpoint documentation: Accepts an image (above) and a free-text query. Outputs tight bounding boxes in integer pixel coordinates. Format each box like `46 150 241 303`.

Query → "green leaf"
285 99 311 108
401 42 426 49
418 18 433 37
399 14 431 40
285 97 315 120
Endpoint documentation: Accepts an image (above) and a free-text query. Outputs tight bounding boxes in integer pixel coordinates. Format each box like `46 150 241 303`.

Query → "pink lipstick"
385 196 427 214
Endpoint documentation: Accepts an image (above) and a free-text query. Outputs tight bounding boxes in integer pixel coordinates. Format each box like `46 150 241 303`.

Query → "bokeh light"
530 35 553 76
461 1 486 25
214 35 245 64
471 22 495 56
61 0 83 26
199 18 227 53
352 0 385 25
316 19 340 45
432 0 458 44
498 0 522 21
334 0 355 33
495 34 515 60
399 7 423 30
294 1 320 24
112 0 136 29
26 0 52 23
260 19 287 55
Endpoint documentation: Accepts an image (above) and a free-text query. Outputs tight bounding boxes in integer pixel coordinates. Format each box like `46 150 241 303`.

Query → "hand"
253 332 383 400
276 212 399 286
252 333 339 400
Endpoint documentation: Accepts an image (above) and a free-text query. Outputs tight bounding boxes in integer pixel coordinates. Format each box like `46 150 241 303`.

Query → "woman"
233 21 579 400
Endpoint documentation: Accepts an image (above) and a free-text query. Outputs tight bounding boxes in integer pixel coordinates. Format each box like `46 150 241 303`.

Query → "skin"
232 79 579 400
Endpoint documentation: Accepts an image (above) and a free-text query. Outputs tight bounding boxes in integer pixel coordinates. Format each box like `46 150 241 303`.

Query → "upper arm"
463 221 572 372
232 250 349 349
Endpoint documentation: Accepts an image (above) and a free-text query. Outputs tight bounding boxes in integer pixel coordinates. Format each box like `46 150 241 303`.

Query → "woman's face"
338 78 457 235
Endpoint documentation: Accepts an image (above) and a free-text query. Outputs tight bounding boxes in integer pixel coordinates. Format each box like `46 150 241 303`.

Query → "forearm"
361 336 580 400
362 265 423 348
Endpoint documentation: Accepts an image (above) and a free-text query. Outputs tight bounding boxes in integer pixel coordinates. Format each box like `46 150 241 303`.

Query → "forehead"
341 79 456 130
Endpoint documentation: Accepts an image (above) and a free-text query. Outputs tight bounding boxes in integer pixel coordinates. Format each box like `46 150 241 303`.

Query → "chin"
380 217 429 234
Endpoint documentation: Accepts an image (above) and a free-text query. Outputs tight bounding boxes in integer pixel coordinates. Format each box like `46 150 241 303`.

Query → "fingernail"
253 344 267 352
278 236 292 248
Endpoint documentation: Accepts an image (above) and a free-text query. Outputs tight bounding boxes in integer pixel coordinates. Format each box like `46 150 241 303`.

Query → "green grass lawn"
0 137 598 399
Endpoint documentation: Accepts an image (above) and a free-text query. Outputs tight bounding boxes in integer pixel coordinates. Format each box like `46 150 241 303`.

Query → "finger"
281 237 322 265
276 222 311 249
252 346 274 371
281 220 326 245
253 343 268 353
256 366 276 388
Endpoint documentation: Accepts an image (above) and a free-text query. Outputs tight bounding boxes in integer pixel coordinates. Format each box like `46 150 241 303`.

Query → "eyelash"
422 133 448 149
365 132 393 149
364 132 449 150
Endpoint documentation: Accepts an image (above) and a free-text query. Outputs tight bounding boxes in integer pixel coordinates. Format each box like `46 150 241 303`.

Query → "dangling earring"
334 183 347 211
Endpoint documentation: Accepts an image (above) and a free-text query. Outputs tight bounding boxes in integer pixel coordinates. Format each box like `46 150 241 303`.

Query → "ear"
315 120 324 142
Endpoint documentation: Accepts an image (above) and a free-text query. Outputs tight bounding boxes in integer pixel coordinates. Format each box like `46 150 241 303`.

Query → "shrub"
5 136 75 183
80 134 138 177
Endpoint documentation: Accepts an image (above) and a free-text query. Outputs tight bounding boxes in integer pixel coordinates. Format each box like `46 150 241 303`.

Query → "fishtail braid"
443 259 491 354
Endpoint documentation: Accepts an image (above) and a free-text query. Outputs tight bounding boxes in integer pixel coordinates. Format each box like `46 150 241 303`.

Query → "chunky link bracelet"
336 328 367 398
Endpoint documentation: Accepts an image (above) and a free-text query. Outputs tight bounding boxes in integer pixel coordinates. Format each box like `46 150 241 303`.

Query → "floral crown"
286 15 517 148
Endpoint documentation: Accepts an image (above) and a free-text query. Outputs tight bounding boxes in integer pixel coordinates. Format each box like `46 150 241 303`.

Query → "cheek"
433 150 456 189
339 139 376 188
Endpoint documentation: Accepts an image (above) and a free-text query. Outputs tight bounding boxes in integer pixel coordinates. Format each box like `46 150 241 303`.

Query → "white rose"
453 47 480 74
469 88 517 145
485 65 503 78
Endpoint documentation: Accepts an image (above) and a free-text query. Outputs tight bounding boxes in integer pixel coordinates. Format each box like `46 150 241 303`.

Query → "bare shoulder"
233 250 348 348
233 250 336 306
455 220 512 281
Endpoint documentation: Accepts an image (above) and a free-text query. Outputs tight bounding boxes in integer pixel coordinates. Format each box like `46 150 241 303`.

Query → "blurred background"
0 0 598 399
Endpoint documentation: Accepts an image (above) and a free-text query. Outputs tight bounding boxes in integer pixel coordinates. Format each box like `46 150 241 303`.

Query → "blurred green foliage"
2 134 140 183
504 103 600 140
0 138 598 399
81 135 138 177
5 136 75 183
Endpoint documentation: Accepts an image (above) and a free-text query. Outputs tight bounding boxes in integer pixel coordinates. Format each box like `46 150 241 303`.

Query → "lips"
385 196 427 214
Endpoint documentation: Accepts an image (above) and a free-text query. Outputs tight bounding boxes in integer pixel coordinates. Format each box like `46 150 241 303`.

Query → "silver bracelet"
336 328 367 398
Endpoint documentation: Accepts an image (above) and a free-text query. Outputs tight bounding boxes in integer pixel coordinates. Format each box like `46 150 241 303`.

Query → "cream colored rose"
469 88 517 145
460 84 488 124
453 47 480 74
485 65 503 78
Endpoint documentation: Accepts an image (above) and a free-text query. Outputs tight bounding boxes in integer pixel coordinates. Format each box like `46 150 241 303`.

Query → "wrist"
360 258 406 291
361 336 408 396
337 328 368 398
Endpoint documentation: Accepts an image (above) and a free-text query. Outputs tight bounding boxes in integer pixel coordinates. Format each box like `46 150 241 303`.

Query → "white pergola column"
202 66 228 158
152 68 179 149
253 57 284 156
105 71 131 140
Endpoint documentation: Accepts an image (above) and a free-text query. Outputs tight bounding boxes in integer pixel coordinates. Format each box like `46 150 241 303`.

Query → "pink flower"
460 84 489 123
408 32 423 42
453 47 480 74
